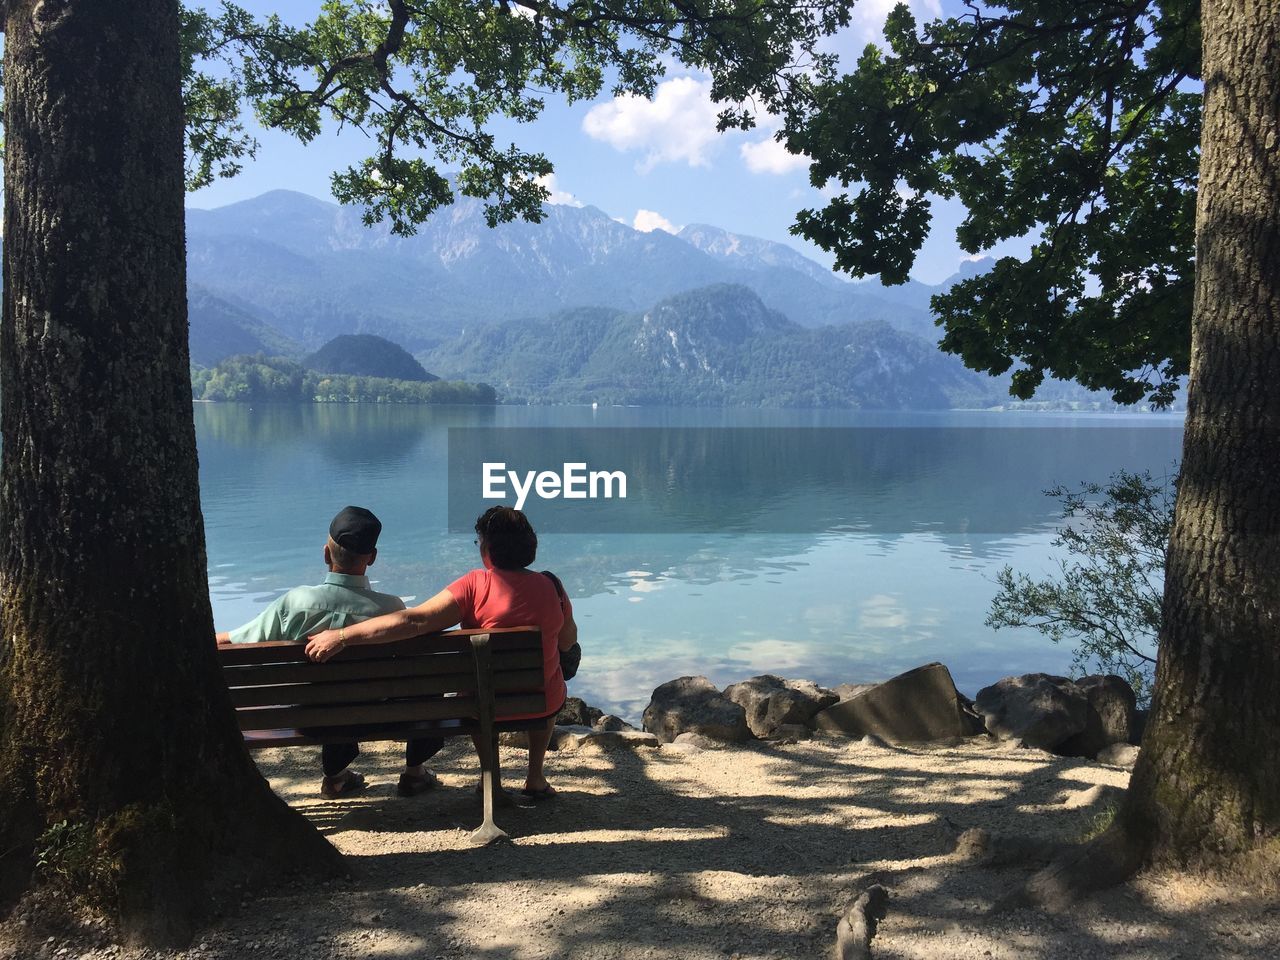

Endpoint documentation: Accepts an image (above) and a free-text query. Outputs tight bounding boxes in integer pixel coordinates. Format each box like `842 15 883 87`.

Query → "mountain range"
181 188 1118 409
185 189 969 353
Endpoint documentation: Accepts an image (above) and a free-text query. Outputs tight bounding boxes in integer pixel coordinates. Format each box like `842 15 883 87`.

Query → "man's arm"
305 589 462 662
219 596 290 646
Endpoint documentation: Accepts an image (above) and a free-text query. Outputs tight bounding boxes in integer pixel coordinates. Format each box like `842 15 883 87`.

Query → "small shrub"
987 468 1175 705
35 820 114 894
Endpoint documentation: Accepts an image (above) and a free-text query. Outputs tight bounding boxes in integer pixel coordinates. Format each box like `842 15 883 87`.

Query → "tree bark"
1119 0 1280 867
0 0 341 945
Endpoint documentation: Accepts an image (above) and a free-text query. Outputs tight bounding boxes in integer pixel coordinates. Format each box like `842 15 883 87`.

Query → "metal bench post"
468 633 508 846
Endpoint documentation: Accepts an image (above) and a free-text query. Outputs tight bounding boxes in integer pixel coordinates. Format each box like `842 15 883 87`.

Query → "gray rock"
973 673 1089 750
671 731 723 751
577 729 660 752
1057 675 1137 758
858 734 890 749
722 674 838 738
834 682 878 701
813 663 981 743
766 723 813 742
1097 742 1140 768
503 724 596 751
557 696 604 728
642 676 751 743
593 714 636 732
549 724 597 751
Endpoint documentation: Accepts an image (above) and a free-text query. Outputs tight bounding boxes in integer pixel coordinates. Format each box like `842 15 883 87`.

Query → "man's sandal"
320 770 367 800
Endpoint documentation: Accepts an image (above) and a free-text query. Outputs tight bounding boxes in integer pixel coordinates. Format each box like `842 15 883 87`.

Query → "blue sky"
187 1 1031 285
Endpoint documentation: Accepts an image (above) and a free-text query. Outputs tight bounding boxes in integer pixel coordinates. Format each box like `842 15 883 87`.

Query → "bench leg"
468 634 508 846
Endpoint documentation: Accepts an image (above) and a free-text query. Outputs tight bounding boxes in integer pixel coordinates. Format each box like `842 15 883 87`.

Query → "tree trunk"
1120 0 1280 867
0 0 341 945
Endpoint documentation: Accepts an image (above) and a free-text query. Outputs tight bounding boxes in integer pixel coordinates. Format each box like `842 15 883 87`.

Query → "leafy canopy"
785 1 1201 406
180 0 849 231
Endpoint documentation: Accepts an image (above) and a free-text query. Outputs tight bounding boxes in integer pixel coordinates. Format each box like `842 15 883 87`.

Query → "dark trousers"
321 737 444 777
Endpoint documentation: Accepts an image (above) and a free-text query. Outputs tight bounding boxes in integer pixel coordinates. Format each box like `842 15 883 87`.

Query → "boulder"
557 696 604 728
642 676 751 743
974 674 1088 750
1097 743 1140 768
593 714 636 732
834 682 878 701
722 675 838 738
812 663 980 743
1057 675 1138 758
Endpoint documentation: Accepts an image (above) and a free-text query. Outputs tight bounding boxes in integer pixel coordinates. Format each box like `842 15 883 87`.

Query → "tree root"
835 884 889 960
2 771 345 948
993 820 1147 913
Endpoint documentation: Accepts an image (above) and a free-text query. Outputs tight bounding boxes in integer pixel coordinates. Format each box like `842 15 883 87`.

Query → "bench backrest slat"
222 648 542 687
217 627 540 666
237 692 548 731
228 667 546 709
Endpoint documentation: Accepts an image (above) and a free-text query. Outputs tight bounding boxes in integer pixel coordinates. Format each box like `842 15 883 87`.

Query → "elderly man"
217 505 442 800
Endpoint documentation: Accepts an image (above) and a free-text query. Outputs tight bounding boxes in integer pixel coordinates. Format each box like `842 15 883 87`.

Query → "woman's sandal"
397 769 440 797
518 784 557 803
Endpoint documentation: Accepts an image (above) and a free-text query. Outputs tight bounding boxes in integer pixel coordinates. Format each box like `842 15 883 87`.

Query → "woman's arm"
305 589 462 662
558 603 578 651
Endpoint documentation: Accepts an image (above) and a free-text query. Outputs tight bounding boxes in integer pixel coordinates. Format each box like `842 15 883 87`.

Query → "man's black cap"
329 506 382 555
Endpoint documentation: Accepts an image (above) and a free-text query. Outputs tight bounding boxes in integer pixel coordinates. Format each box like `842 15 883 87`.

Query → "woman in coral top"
306 506 576 800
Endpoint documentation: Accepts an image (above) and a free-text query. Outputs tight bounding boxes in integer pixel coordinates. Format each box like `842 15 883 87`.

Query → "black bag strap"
540 570 566 602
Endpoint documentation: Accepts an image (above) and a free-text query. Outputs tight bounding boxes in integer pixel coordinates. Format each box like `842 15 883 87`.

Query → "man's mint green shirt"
228 572 406 644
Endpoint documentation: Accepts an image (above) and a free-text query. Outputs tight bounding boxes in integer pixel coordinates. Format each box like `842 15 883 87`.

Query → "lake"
200 404 1184 720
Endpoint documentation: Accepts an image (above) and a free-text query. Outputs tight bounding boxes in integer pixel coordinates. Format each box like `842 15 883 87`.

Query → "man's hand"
306 629 344 662
215 631 232 645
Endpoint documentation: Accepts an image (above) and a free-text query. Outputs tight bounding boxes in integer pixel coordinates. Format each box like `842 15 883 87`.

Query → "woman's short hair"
475 506 537 570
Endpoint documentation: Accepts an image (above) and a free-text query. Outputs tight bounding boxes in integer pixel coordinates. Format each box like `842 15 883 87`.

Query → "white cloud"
740 136 808 175
582 76 722 171
633 209 680 234
854 0 942 39
536 172 583 207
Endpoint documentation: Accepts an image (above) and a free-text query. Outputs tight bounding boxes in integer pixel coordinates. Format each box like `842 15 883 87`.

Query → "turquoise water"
199 405 1183 720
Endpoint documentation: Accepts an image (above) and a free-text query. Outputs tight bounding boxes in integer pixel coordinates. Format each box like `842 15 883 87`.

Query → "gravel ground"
3 735 1278 960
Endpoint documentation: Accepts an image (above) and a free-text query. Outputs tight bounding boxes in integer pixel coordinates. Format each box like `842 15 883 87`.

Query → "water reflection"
197 404 1183 719
447 426 1181 534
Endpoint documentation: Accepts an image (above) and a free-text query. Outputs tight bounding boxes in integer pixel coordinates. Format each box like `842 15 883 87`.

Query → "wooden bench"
217 627 549 845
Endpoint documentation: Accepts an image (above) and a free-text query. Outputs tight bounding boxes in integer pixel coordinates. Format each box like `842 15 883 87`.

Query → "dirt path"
3 736 1278 959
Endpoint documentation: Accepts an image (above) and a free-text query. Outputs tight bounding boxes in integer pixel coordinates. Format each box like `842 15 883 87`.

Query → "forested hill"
191 355 494 405
304 334 437 381
424 284 1000 409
